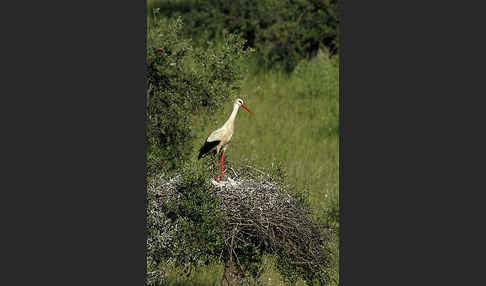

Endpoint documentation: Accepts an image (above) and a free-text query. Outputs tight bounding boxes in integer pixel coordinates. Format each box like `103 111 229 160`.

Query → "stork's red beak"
241 104 253 114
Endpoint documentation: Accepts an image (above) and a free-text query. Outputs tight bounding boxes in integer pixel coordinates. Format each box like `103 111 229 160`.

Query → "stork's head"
235 98 252 114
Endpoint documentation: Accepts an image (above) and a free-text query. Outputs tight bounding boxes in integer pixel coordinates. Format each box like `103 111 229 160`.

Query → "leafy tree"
146 12 250 175
149 0 339 72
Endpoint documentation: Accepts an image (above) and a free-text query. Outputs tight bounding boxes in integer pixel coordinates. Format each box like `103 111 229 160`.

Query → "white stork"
198 98 253 182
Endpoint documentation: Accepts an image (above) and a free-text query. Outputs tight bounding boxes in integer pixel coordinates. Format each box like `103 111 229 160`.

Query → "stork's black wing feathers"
198 140 220 160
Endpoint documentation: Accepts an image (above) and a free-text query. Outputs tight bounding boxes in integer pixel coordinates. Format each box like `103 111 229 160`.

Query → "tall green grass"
190 51 340 285
193 51 339 222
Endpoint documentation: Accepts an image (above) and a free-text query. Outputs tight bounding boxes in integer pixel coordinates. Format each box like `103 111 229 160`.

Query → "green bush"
149 0 339 72
146 163 226 285
146 13 251 176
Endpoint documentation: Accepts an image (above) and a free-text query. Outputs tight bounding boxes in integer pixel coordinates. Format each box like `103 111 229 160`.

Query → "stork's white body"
206 102 240 154
198 99 252 182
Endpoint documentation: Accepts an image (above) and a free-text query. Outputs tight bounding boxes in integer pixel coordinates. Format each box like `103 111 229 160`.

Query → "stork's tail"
198 140 220 160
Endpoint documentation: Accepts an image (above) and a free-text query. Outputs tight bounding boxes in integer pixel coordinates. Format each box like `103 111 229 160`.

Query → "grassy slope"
182 52 340 285
193 51 339 222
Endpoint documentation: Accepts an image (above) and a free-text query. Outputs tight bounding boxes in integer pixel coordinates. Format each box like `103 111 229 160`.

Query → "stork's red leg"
215 152 219 182
221 150 225 181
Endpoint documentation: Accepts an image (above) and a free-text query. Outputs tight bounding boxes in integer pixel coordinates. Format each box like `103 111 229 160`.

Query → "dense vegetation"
147 163 225 285
146 1 339 285
146 13 250 175
148 0 339 72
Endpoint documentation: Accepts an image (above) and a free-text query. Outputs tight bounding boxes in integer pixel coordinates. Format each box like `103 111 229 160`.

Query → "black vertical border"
1 1 147 285
338 0 485 285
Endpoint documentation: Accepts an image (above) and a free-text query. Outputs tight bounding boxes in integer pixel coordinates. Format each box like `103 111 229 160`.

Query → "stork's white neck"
224 103 240 127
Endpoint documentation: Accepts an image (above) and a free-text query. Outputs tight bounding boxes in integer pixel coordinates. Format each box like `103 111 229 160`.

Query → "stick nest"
148 165 330 283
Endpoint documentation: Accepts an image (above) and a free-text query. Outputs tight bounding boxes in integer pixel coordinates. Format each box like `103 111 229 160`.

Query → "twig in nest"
229 167 238 178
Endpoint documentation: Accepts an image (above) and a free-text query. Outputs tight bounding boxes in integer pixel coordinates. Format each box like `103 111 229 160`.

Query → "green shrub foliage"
146 164 226 285
146 14 250 175
149 0 339 72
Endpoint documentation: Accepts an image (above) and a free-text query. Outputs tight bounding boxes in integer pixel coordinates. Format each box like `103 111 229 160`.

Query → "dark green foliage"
167 169 225 264
146 164 226 285
146 13 250 176
149 0 339 72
